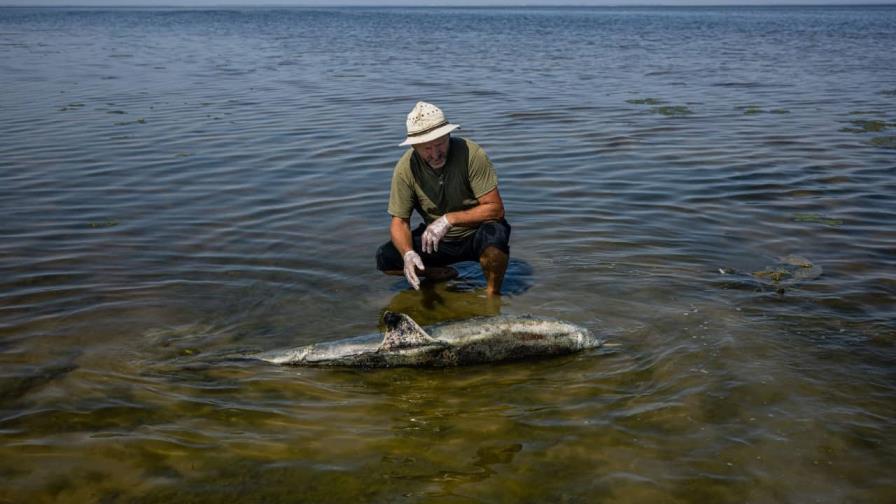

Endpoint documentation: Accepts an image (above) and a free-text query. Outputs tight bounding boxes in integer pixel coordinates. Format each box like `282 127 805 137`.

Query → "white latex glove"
402 250 425 290
421 215 452 254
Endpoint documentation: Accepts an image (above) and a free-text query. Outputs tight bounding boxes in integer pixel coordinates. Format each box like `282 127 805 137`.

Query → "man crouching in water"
375 101 511 295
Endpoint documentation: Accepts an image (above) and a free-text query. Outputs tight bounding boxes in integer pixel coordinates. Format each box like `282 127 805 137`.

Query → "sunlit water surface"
1 6 895 503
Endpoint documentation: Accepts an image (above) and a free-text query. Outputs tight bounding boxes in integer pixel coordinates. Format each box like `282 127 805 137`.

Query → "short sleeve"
467 143 498 198
387 153 416 219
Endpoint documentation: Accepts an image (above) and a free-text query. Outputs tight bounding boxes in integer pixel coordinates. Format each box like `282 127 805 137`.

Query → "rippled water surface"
1 6 895 502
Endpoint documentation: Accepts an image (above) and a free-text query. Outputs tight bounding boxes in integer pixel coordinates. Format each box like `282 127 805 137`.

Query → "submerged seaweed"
89 220 119 228
840 119 890 133
869 136 896 149
626 98 662 105
652 105 693 117
737 105 790 115
792 213 843 227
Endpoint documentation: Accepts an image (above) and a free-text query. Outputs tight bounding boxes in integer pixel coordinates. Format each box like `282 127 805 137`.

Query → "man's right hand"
402 250 425 290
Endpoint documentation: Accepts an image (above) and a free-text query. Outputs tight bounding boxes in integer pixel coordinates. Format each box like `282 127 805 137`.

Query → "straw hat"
399 101 460 146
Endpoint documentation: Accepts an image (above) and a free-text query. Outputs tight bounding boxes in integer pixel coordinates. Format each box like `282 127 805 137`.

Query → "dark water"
1 6 895 502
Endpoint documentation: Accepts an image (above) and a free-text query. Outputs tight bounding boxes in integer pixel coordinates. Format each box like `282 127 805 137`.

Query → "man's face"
413 134 450 170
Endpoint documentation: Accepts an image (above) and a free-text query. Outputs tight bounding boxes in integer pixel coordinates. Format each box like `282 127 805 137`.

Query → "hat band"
407 120 448 138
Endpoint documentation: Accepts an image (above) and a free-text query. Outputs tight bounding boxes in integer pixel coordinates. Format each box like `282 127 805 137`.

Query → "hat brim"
399 123 460 147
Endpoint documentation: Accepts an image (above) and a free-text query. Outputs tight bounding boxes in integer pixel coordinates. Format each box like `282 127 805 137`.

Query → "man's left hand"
422 215 451 253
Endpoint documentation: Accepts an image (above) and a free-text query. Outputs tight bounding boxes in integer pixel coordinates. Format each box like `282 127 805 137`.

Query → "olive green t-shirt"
387 137 498 240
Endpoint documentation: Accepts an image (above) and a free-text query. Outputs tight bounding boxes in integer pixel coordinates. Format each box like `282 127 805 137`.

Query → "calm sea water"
1 5 895 503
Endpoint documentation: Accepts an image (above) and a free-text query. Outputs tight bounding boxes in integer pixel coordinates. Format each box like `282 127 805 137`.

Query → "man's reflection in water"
378 258 533 329
379 282 502 330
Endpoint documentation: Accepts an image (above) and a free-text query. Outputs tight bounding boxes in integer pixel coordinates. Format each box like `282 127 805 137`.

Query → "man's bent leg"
480 246 508 295
471 220 511 295
376 240 458 281
376 241 404 275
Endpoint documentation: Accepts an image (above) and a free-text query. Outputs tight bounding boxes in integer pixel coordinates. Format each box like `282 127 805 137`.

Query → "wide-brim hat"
399 101 460 146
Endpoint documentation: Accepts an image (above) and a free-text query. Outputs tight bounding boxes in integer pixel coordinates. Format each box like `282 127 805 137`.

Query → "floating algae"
718 255 822 292
752 255 822 285
792 213 843 227
752 269 790 283
114 118 146 126
737 105 790 115
626 98 663 105
652 105 692 117
89 220 119 228
869 136 896 149
840 119 889 133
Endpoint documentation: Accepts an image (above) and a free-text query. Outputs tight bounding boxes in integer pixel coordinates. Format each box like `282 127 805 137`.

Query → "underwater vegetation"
752 255 822 284
737 105 790 115
624 98 692 116
652 105 693 117
625 98 694 117
792 213 843 227
840 119 891 133
114 118 146 126
837 117 896 148
869 136 896 149
88 220 119 228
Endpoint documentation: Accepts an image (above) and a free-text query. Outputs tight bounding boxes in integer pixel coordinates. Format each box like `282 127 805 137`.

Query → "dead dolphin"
255 312 600 368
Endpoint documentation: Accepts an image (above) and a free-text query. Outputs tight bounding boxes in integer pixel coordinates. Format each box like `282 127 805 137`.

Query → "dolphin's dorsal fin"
380 312 439 351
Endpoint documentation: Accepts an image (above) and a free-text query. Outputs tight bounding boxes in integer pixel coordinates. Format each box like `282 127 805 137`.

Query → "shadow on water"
381 258 534 327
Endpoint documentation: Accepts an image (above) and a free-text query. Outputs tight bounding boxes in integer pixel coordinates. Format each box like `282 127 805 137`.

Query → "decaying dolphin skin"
255 311 601 368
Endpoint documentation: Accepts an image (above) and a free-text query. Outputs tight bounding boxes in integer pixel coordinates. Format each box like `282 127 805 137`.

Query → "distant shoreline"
2 3 896 9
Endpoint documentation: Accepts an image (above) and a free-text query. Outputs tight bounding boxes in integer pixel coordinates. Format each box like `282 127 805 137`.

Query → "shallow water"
1 6 895 503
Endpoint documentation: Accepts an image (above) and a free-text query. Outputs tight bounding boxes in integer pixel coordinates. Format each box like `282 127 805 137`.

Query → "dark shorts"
376 219 511 271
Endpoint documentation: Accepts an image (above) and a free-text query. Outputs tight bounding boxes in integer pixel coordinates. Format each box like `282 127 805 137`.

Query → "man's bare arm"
443 188 505 227
390 216 414 255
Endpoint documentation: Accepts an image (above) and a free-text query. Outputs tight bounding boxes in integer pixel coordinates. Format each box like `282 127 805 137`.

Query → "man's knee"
475 219 511 257
376 242 402 272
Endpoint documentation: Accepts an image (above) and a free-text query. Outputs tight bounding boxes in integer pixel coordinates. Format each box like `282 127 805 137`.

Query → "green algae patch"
89 220 119 228
869 136 896 149
752 269 791 283
840 119 890 133
736 105 790 115
792 213 843 227
753 261 820 284
114 118 146 126
626 98 663 105
59 102 85 112
751 255 822 285
653 105 693 117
